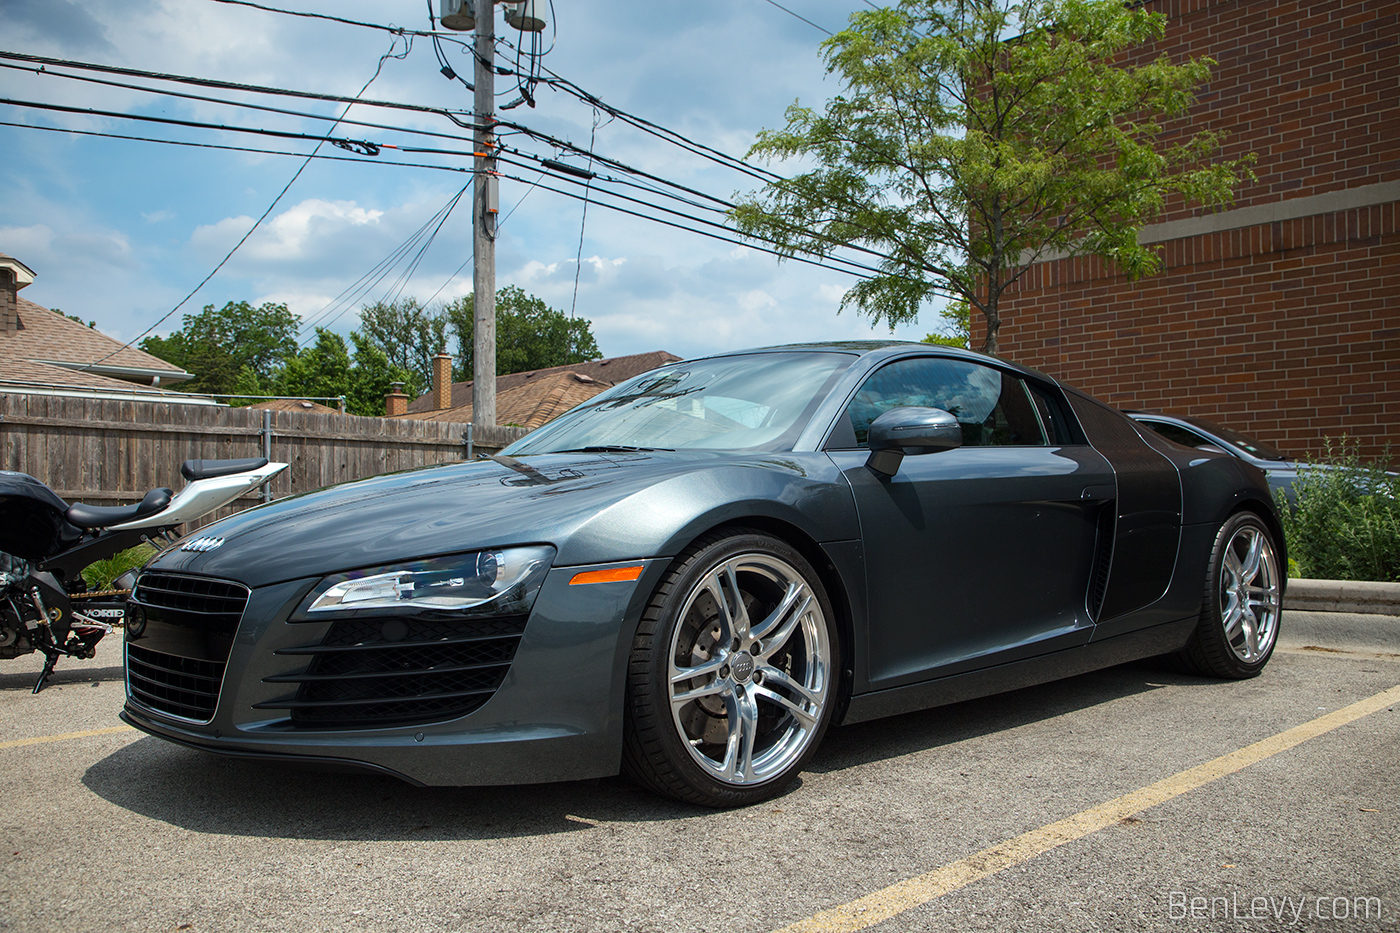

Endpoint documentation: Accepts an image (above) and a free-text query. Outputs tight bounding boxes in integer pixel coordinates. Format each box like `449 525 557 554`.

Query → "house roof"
3 296 192 384
246 398 342 414
0 357 212 402
405 350 681 414
397 370 611 429
0 254 35 286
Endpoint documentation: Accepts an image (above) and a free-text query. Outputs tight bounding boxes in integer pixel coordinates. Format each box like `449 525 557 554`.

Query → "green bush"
1278 439 1399 582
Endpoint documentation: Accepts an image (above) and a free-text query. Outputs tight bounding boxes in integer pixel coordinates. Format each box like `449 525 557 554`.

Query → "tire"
622 529 840 807
1178 512 1283 679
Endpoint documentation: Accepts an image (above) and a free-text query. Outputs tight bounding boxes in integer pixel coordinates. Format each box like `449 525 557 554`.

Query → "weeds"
1278 438 1399 582
81 543 155 591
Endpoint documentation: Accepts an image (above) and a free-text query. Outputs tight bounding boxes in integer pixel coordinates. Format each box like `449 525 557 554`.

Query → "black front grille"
127 644 224 720
126 572 248 722
256 614 528 729
133 573 248 632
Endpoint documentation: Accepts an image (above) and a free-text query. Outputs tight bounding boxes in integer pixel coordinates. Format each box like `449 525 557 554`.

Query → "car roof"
663 340 1061 384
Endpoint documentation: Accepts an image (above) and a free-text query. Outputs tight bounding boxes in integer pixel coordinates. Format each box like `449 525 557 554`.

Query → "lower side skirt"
839 616 1195 725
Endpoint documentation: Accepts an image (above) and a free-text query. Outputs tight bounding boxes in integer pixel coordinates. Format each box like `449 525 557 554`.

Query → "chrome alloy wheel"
666 552 832 786
1218 522 1281 663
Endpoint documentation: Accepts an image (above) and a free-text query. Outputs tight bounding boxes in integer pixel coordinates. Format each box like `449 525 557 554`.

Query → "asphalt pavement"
2 614 1396 933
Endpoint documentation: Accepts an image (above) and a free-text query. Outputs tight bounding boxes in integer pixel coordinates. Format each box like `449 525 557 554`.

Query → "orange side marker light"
568 565 644 586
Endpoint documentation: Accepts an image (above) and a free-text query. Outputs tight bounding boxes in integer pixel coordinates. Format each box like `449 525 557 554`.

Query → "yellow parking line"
0 725 135 750
775 682 1400 933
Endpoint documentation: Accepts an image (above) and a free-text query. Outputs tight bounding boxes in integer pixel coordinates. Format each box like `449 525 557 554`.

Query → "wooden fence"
1 394 529 526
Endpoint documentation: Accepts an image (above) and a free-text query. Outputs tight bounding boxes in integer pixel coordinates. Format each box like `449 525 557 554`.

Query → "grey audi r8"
122 342 1286 807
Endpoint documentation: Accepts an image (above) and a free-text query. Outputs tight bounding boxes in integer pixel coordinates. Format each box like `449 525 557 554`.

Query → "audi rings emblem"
181 536 225 552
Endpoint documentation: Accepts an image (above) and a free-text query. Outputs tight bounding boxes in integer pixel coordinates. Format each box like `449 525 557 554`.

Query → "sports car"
122 342 1286 807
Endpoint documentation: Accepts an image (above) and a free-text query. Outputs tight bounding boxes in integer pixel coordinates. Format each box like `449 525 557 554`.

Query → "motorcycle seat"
65 487 173 530
180 457 270 481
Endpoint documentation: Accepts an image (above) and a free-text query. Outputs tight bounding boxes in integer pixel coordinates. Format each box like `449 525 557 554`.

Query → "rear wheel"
1179 512 1282 678
622 530 839 807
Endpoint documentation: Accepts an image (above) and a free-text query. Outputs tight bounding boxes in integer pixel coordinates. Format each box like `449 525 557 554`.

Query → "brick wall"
1134 0 1399 220
983 0 1399 461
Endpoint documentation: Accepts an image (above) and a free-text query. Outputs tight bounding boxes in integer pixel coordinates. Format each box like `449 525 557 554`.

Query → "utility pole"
472 0 497 427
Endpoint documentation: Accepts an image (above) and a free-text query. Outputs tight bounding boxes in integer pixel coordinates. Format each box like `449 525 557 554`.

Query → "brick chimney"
431 351 453 411
384 381 409 417
0 254 35 335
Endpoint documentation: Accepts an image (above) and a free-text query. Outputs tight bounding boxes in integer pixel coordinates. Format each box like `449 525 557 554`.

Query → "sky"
0 0 939 364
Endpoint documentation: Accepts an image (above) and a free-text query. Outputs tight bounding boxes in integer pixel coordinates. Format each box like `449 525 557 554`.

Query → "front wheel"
622 530 840 807
1179 512 1283 678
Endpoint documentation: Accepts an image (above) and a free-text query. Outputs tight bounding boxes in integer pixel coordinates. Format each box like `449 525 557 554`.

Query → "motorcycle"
0 458 288 692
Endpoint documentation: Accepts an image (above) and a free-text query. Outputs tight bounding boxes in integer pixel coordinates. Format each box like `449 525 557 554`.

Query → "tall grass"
1278 439 1399 582
80 544 155 591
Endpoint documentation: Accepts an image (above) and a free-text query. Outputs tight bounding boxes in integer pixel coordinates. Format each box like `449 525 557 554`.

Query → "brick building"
979 0 1398 459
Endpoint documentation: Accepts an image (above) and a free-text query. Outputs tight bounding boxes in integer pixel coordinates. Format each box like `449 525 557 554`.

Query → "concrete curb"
1280 578 1400 653
1285 578 1400 614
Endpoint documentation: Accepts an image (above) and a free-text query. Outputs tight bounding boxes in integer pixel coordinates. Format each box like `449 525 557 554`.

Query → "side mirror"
866 406 962 477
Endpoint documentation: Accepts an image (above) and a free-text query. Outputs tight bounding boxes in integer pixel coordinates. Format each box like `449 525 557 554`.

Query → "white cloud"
190 199 385 263
738 290 777 312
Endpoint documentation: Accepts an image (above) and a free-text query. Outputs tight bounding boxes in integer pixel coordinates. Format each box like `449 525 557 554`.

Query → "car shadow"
810 658 1199 774
81 659 1206 841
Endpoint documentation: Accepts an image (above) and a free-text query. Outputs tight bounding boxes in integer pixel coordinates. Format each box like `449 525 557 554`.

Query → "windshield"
504 351 855 455
1182 416 1292 460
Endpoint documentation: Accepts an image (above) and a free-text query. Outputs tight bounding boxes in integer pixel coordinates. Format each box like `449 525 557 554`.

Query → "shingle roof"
397 370 611 429
246 398 342 414
2 297 189 378
405 350 681 414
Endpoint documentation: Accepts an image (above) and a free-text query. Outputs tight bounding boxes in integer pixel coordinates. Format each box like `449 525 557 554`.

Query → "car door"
1065 392 1183 636
825 355 1116 690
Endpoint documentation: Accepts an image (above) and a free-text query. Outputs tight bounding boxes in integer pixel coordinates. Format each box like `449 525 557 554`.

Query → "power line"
76 36 408 370
0 51 483 130
0 51 753 215
4 92 906 281
295 186 472 337
204 0 438 37
758 0 834 36
4 104 900 283
570 111 602 318
0 119 476 174
0 51 765 217
0 96 394 153
532 68 786 185
379 184 471 313
0 61 489 150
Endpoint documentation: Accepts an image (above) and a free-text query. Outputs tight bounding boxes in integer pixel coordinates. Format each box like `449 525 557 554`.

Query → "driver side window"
838 357 1047 448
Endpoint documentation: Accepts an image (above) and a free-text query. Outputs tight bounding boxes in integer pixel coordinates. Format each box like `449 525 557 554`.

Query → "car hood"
144 450 838 587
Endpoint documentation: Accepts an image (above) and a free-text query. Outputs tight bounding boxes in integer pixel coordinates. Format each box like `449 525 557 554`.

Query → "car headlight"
300 546 555 617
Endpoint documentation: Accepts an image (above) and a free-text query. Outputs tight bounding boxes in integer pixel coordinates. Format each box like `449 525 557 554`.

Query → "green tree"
272 328 419 416
356 298 449 389
444 286 601 381
347 333 419 416
141 300 298 395
274 328 352 404
733 0 1254 355
922 299 971 348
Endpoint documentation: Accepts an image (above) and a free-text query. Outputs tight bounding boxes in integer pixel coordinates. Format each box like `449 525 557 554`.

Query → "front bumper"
121 560 661 786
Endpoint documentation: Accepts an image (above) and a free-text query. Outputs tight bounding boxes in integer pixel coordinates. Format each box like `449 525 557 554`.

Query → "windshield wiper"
557 445 674 453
